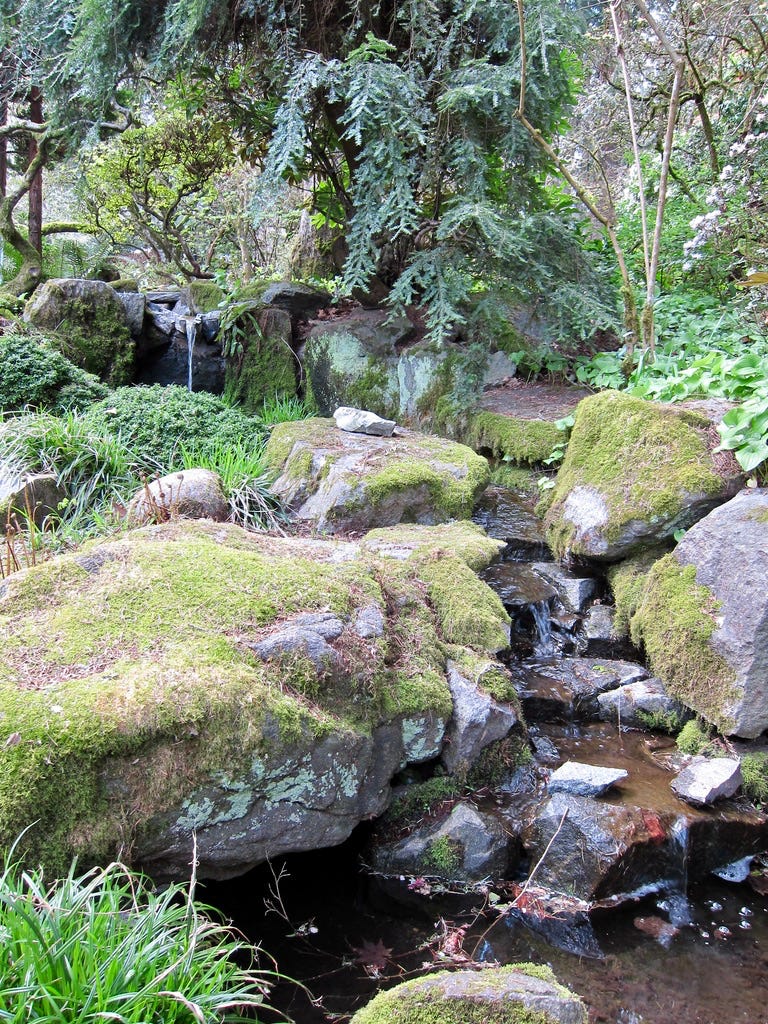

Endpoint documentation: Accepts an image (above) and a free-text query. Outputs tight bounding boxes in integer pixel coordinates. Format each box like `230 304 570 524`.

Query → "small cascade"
529 600 554 656
184 316 198 392
670 815 691 894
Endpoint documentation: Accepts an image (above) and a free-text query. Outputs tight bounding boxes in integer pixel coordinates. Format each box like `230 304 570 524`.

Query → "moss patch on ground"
543 391 730 559
627 554 738 731
466 411 562 466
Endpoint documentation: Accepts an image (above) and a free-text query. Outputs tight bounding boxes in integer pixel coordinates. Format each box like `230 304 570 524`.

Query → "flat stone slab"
549 761 628 796
672 756 742 806
597 677 686 729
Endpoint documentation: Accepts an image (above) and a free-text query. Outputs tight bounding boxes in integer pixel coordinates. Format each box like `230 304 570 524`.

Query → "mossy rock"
187 280 224 313
223 305 298 413
465 411 562 466
543 391 742 561
266 418 492 535
23 278 134 386
303 311 408 418
0 519 511 877
627 489 768 737
350 966 587 1024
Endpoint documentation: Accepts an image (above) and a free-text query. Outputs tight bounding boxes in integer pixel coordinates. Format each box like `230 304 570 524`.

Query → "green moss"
362 522 504 574
544 391 729 559
466 411 561 466
635 708 685 734
223 308 297 413
418 555 510 653
350 966 582 1024
188 280 224 313
263 417 334 472
490 464 540 495
676 718 713 755
607 546 668 635
381 777 460 831
466 734 532 789
422 835 462 875
630 555 737 731
304 332 399 418
741 752 768 804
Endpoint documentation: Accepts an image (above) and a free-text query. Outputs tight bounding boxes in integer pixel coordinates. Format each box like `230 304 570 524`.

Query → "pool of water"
203 835 768 1024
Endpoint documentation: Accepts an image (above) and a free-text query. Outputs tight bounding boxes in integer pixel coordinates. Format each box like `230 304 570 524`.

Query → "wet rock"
597 677 687 729
349 966 588 1024
548 761 628 797
672 757 742 806
127 468 229 524
543 391 742 561
267 418 490 534
116 290 146 337
472 486 550 559
515 657 648 721
333 406 396 436
506 886 603 959
442 660 519 773
581 603 625 656
481 562 557 608
530 562 597 612
371 800 510 882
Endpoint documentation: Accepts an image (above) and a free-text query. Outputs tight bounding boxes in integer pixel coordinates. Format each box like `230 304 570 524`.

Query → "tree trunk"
27 86 44 258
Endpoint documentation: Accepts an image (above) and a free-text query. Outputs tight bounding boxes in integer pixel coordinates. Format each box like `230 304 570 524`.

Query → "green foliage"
635 708 685 734
82 385 267 469
82 108 235 279
569 291 768 477
260 393 314 426
0 411 143 538
383 777 460 830
466 735 532 790
422 835 462 876
0 328 109 413
177 440 289 532
676 719 714 756
740 753 768 806
0 857 274 1022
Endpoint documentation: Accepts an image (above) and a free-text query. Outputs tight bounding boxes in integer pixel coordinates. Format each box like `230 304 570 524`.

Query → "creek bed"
203 834 768 1024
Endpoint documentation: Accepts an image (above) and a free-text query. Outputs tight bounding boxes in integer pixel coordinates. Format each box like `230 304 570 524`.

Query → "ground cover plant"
0 856 279 1023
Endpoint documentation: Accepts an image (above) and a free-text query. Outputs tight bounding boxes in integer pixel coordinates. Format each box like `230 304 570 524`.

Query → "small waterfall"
670 815 690 895
184 316 198 392
530 600 554 656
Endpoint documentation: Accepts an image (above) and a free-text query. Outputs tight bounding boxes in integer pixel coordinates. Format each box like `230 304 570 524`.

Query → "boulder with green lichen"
266 418 491 535
0 518 511 878
465 410 562 466
543 391 742 562
23 278 135 386
349 966 588 1024
627 488 768 737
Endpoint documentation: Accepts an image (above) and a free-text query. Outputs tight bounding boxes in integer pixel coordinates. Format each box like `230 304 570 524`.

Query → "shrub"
82 385 267 469
0 327 109 413
0 858 275 1022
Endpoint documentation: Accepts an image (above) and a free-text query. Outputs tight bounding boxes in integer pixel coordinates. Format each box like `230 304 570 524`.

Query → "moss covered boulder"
624 488 768 737
543 391 742 561
350 966 587 1024
24 278 135 386
266 418 491 534
0 519 508 878
223 303 298 412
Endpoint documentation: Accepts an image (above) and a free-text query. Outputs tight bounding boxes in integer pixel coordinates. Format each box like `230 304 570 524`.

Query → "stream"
206 485 768 1023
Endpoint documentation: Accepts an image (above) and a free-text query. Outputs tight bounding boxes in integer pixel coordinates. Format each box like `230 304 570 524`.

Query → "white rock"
548 761 628 796
333 406 396 436
671 757 742 806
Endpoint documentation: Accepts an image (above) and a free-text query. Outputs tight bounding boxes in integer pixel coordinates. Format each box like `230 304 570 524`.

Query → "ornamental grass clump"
0 858 279 1023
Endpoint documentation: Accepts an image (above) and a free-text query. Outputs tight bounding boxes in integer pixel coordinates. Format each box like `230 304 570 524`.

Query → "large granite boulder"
265 417 491 535
24 278 135 385
543 391 742 561
626 488 768 737
0 519 509 879
350 966 588 1024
